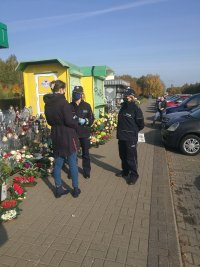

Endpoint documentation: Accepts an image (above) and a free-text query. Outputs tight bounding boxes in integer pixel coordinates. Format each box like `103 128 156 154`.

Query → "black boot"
55 186 70 198
72 187 81 198
126 175 138 185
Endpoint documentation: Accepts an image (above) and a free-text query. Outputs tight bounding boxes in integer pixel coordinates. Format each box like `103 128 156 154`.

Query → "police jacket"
43 93 79 157
117 101 144 142
70 100 94 138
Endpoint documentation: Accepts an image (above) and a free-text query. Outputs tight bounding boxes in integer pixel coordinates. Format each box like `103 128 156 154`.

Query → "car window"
180 98 189 105
186 98 198 107
190 108 200 119
190 105 200 113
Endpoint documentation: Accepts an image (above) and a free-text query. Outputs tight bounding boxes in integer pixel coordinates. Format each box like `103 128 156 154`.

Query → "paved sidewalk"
0 99 182 267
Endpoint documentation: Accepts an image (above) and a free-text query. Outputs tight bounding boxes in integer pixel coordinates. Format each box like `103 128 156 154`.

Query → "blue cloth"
72 92 82 101
53 152 78 188
78 118 86 125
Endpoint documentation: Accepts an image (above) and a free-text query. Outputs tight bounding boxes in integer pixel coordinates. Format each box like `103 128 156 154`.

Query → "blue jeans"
53 152 78 188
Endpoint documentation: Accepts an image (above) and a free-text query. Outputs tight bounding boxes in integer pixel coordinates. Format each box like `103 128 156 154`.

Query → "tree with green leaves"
0 55 24 99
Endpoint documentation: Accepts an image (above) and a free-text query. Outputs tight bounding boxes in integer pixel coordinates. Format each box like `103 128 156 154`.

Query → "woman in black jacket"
116 87 144 185
43 80 81 198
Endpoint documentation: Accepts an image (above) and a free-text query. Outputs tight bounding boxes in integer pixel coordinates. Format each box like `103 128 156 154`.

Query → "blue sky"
1 0 200 88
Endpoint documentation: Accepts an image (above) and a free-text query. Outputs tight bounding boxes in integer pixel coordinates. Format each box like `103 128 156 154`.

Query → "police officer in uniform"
70 86 94 178
116 87 144 185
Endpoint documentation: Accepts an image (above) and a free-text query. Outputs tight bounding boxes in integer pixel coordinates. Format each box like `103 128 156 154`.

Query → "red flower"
1 199 17 209
13 183 24 195
17 188 24 195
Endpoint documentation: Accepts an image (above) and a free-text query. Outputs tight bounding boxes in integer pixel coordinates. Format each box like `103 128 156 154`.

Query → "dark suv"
166 93 200 114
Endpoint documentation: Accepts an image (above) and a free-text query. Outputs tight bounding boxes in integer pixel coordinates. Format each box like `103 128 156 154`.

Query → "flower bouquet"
8 183 26 200
0 199 21 222
19 161 43 178
13 176 37 187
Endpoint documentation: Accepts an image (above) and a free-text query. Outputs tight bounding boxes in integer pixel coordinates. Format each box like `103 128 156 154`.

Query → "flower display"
90 112 117 147
0 158 13 185
0 199 21 222
13 176 37 186
1 199 18 209
9 183 26 199
0 209 17 222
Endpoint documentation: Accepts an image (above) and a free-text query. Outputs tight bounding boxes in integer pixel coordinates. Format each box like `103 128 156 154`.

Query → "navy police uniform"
117 88 144 184
70 86 94 178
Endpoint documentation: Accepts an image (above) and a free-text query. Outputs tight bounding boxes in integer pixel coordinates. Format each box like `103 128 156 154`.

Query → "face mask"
72 92 82 101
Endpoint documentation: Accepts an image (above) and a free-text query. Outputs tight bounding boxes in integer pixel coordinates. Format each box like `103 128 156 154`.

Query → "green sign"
0 22 9 48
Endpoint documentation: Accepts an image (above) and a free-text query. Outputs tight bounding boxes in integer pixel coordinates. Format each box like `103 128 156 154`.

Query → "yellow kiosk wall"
23 63 69 115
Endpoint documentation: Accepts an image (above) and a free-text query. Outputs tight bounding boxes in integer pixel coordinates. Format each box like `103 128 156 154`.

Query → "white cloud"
8 0 167 32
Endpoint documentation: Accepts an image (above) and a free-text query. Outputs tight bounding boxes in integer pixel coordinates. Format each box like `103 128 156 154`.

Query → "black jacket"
70 100 94 138
159 100 167 111
117 101 144 142
43 93 79 157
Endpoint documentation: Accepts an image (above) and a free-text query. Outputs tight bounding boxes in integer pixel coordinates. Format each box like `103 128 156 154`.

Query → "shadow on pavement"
41 173 72 195
0 224 8 247
90 153 119 174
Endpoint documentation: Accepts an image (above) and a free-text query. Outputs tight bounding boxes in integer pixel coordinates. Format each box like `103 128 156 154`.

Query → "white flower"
25 154 33 159
10 150 17 155
7 133 13 139
1 209 17 221
43 143 48 148
48 157 54 162
13 134 19 140
2 136 8 142
15 154 22 161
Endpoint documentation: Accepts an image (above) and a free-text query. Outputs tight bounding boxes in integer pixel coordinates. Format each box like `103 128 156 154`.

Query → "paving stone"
15 259 38 267
104 260 124 267
0 255 18 266
40 248 65 266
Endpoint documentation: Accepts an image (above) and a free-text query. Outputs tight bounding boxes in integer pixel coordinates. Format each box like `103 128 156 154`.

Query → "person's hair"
50 80 66 92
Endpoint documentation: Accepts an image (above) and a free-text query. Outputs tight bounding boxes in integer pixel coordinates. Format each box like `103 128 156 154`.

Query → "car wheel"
180 135 200 156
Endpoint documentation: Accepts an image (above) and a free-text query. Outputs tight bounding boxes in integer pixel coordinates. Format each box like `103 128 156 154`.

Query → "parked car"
165 93 200 114
162 105 200 126
161 107 200 155
166 95 190 107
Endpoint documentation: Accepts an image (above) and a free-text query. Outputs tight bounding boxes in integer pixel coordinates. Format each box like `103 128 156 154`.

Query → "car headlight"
167 122 179 131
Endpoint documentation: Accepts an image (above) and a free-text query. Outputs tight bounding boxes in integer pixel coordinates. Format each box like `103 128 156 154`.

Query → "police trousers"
118 140 138 178
79 137 91 176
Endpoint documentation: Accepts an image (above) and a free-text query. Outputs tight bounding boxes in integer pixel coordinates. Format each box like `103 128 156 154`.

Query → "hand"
78 118 86 125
